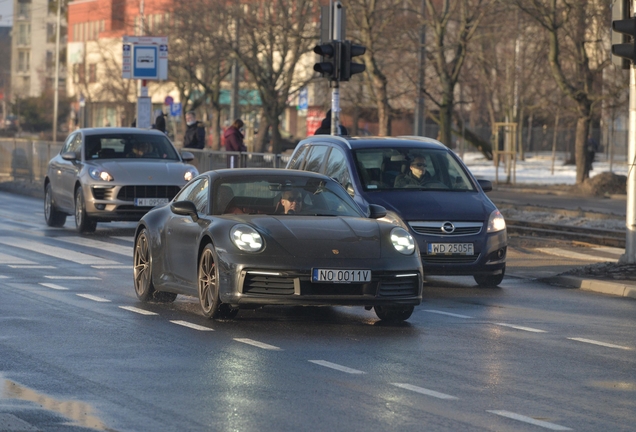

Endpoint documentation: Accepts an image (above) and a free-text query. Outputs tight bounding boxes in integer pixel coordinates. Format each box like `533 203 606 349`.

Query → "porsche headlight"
230 224 263 252
184 167 198 182
89 168 113 182
390 227 415 255
487 209 506 233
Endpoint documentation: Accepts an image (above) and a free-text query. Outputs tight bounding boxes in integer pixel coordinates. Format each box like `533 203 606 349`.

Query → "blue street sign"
170 102 182 117
298 87 308 110
133 45 158 79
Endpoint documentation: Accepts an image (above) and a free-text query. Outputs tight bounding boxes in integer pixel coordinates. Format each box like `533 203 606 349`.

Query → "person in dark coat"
183 111 206 149
224 119 247 168
153 109 166 133
314 109 348 135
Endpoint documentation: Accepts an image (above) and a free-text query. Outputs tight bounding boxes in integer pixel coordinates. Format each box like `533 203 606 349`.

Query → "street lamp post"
52 0 62 143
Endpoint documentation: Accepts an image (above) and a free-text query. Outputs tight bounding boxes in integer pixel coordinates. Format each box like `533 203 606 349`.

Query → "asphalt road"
1 192 635 432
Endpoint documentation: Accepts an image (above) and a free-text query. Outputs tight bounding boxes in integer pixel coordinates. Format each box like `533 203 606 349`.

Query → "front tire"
44 183 66 227
474 266 505 287
134 230 155 301
75 187 97 233
374 305 414 322
198 245 237 319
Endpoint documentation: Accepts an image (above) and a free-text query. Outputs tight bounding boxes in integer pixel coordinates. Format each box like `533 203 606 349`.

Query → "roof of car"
298 135 448 150
78 127 167 136
207 168 333 180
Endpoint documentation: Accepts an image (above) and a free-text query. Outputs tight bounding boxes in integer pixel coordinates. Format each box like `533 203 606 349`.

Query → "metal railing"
0 138 292 184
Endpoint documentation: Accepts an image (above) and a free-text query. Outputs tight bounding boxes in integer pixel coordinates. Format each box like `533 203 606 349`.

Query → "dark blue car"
286 136 507 286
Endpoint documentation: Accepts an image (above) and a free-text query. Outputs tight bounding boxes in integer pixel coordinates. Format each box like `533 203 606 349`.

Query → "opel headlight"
390 227 415 255
184 167 198 182
230 224 263 252
487 210 506 233
89 168 113 182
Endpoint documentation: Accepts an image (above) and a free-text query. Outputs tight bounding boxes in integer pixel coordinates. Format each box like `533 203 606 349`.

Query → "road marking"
593 246 624 256
535 247 618 263
308 360 365 374
0 253 36 265
56 237 133 257
111 236 134 243
234 338 282 350
8 265 56 269
92 265 132 270
494 323 547 333
39 283 69 291
487 410 572 430
169 320 214 331
0 275 9 279
119 306 158 316
45 276 101 280
423 309 472 319
0 237 121 265
76 294 111 303
391 383 458 400
567 337 632 350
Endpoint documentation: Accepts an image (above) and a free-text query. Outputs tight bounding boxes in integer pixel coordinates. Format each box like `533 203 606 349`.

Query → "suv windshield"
85 134 180 161
353 148 475 191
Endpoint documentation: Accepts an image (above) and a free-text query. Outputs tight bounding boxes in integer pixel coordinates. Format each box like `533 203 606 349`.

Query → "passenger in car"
394 156 432 188
278 190 303 214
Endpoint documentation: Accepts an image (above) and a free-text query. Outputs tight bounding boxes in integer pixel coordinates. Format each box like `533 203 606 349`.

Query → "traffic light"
340 40 366 82
314 41 340 80
612 0 635 68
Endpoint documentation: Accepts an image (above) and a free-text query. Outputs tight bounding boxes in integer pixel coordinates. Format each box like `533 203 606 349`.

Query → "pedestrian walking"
153 109 166 133
183 111 206 149
314 109 348 136
224 119 247 168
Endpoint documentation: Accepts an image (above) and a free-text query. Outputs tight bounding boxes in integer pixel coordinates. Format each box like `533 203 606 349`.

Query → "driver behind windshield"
280 190 303 214
394 156 431 187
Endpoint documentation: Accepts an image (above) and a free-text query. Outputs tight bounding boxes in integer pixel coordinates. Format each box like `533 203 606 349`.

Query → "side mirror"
345 183 355 197
170 200 199 222
181 151 195 162
61 151 78 161
368 204 387 219
477 179 492 192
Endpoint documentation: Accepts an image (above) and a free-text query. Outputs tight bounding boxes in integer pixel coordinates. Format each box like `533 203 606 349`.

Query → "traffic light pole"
331 1 343 136
623 57 636 263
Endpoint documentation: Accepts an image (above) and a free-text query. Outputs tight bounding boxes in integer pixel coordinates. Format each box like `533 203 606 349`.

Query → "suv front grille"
409 221 483 236
117 185 181 202
422 254 479 264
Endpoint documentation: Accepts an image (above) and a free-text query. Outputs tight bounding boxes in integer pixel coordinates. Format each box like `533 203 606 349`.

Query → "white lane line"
494 323 547 333
308 360 365 374
39 283 69 291
391 383 458 400
234 338 282 350
119 306 158 316
535 247 618 263
0 275 9 279
487 410 572 431
423 309 472 319
0 237 120 265
593 246 624 256
169 320 214 331
45 276 101 280
0 253 36 265
56 237 133 257
8 265 56 269
92 265 132 270
76 294 111 303
567 337 632 351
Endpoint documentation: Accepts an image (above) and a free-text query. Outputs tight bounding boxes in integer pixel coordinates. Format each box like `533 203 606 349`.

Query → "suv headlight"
230 224 263 252
390 227 415 255
184 167 198 182
487 210 506 233
89 168 113 181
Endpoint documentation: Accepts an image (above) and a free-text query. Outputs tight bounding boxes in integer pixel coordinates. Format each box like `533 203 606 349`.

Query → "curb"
545 275 636 299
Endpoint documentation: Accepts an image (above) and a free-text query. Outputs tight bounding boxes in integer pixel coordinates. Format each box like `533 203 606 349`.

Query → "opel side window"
325 148 351 189
287 145 309 170
304 145 329 173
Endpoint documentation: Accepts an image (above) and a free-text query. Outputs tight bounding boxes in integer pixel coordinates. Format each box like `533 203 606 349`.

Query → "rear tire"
44 183 66 227
374 305 414 322
474 266 505 287
75 187 97 233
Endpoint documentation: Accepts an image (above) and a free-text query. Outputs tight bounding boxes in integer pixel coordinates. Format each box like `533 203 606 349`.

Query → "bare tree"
223 0 316 153
514 0 610 184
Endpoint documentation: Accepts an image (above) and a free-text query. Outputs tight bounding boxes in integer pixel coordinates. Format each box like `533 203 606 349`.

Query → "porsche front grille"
243 274 295 295
117 185 181 202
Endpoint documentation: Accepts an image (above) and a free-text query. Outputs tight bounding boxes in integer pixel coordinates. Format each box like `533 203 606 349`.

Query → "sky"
459 151 628 185
0 0 12 26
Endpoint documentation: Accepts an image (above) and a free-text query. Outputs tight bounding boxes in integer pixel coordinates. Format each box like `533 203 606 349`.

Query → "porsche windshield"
85 134 180 161
353 148 476 191
213 175 364 217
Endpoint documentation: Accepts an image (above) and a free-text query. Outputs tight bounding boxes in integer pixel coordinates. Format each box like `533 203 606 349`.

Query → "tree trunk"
575 115 590 184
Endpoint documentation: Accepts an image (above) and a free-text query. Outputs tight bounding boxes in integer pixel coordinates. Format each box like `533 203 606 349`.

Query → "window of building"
17 2 31 20
88 64 97 83
17 23 31 45
46 51 54 72
18 50 30 72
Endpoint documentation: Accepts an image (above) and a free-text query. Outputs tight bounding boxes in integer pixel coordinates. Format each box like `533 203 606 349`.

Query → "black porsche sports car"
133 169 423 321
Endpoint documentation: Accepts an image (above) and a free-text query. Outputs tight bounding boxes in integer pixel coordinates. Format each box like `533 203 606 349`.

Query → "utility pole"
330 0 343 136
230 16 240 122
52 0 62 143
414 0 426 136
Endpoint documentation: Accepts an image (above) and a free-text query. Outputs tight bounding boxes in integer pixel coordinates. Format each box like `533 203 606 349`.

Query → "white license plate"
428 243 474 255
135 198 169 207
312 269 371 283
